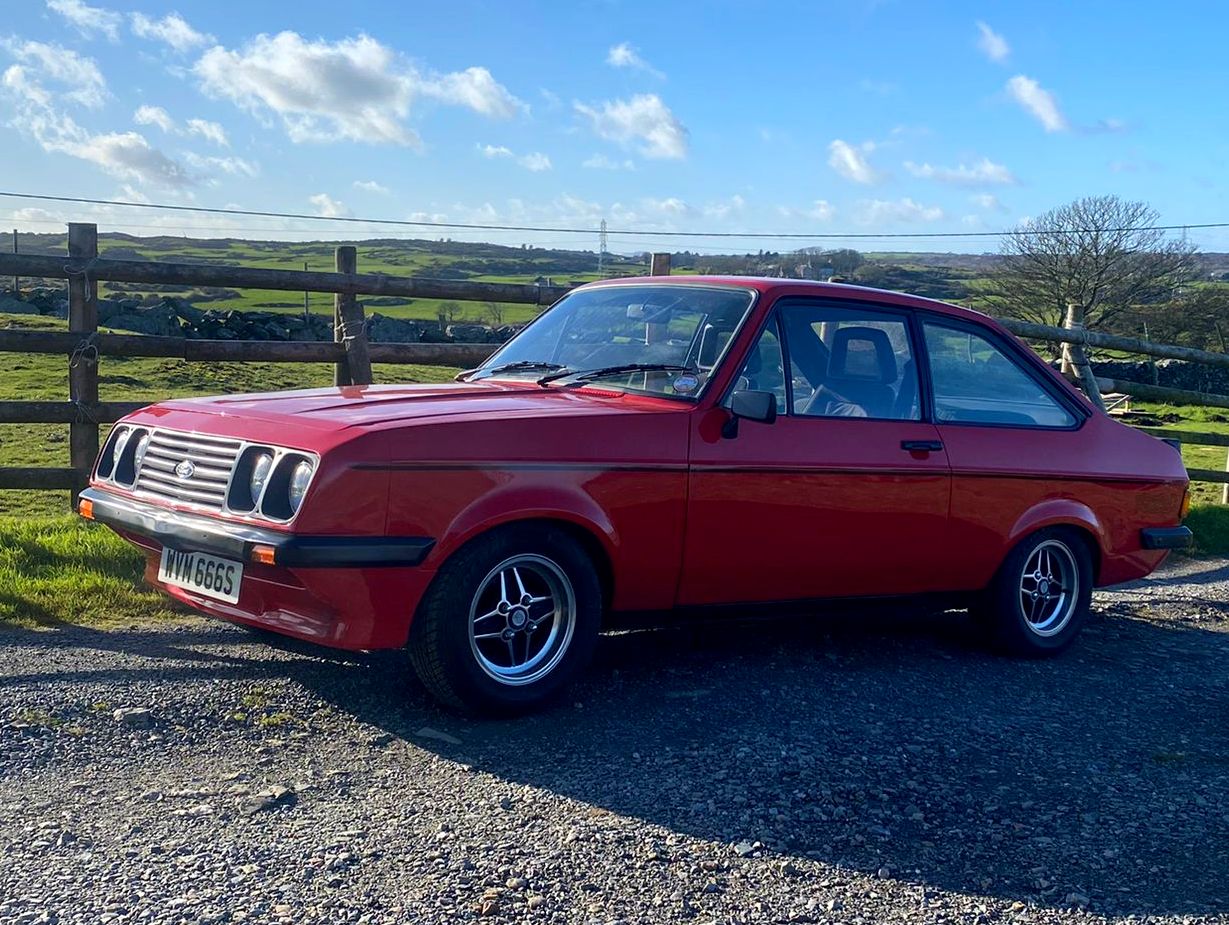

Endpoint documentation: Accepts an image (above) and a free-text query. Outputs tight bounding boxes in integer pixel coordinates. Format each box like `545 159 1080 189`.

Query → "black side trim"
1140 526 1193 550
81 487 434 567
275 536 435 567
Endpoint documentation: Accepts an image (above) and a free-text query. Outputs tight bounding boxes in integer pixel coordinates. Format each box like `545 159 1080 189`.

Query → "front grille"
134 429 243 512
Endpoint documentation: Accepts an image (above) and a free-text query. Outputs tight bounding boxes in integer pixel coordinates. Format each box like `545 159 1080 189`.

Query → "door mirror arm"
722 389 778 438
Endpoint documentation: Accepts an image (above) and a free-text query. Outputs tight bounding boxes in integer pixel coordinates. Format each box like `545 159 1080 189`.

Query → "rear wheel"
408 525 601 714
976 528 1093 656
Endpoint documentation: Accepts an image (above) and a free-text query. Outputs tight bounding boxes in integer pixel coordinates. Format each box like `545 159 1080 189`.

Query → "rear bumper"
80 487 435 650
79 487 434 567
1140 526 1194 550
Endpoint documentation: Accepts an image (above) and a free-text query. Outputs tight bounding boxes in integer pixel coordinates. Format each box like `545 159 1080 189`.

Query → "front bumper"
80 487 437 650
1140 526 1194 550
79 487 434 567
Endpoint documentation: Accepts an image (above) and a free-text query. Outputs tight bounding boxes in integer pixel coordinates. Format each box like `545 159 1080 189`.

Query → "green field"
15 232 646 325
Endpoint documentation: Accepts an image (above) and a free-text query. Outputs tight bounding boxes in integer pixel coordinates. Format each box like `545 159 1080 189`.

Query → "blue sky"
2 0 1227 253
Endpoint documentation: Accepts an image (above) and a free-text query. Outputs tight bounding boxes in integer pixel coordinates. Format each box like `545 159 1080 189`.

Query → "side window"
779 304 920 420
923 323 1076 427
731 320 787 413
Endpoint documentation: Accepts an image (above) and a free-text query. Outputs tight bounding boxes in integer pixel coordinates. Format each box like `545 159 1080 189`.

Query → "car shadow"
300 603 1229 918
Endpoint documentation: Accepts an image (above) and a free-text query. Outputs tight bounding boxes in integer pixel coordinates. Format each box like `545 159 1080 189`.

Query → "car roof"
583 274 993 327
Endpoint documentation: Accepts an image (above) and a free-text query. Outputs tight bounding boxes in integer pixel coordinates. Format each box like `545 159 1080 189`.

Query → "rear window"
924 323 1076 428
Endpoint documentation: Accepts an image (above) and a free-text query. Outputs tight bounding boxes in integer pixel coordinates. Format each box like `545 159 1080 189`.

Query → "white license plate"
158 547 243 604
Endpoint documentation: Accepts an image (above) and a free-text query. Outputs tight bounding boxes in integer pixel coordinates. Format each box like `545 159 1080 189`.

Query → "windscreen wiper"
463 360 569 382
537 363 695 387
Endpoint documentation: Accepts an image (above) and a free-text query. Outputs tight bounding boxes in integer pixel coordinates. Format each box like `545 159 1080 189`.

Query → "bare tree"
436 301 462 331
481 302 506 326
984 196 1196 341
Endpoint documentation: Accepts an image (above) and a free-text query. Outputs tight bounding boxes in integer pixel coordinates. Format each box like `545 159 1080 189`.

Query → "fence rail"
4 223 1229 501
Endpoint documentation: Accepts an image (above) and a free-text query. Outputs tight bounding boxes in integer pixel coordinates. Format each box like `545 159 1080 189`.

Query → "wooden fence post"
650 252 671 276
67 222 99 501
333 245 372 386
1062 303 1106 412
11 228 17 294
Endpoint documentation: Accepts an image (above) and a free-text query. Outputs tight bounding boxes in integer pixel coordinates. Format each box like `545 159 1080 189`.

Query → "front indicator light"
78 498 94 520
288 460 313 514
1180 488 1192 520
251 544 277 566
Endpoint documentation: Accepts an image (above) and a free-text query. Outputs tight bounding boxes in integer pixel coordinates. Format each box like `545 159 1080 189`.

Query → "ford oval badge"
174 460 196 480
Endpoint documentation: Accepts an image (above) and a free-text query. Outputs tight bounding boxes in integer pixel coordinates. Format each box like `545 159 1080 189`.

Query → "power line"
3 189 1229 242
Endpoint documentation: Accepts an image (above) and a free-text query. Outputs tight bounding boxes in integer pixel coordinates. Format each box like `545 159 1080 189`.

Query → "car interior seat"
803 326 899 418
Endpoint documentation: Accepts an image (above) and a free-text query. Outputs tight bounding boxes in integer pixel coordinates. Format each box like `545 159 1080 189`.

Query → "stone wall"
0 288 520 344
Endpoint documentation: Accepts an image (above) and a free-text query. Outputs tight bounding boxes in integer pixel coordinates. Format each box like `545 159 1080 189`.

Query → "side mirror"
723 389 777 438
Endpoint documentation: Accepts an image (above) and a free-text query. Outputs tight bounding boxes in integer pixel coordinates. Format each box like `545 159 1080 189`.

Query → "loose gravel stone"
0 556 1227 923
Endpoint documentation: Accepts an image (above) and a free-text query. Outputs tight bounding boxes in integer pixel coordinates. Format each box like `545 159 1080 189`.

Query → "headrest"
828 326 897 384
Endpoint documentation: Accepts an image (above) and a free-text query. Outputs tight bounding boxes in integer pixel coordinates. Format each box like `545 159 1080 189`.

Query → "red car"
81 277 1192 713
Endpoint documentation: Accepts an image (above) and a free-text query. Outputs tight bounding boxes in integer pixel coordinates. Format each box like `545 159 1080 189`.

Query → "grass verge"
0 516 176 629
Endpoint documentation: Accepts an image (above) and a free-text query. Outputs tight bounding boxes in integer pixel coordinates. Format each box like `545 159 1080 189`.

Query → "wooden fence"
0 222 573 495
3 222 1229 498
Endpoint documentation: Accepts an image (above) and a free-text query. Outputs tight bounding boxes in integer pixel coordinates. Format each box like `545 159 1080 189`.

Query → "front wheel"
975 528 1093 656
408 525 602 714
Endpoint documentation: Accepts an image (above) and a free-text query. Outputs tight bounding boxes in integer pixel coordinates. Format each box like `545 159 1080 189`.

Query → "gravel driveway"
2 558 1227 924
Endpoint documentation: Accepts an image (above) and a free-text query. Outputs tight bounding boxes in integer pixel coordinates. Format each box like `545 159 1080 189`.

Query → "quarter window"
923 323 1076 427
731 319 787 412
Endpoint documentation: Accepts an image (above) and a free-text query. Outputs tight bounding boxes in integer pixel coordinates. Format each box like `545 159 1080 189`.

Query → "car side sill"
79 487 434 567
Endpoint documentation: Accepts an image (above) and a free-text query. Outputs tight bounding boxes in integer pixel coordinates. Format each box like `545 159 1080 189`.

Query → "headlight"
288 460 313 513
249 453 273 500
110 428 131 475
133 433 150 471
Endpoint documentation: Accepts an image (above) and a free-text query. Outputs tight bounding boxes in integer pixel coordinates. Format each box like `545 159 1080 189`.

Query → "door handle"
901 440 943 452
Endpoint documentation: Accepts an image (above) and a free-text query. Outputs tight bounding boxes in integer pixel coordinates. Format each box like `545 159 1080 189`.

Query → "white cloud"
976 21 1009 62
807 200 834 221
702 194 745 220
353 179 390 194
855 198 944 224
130 12 214 52
67 130 194 187
645 196 690 216
134 104 174 133
182 151 258 177
0 65 250 190
421 66 524 118
517 151 551 172
477 144 551 171
46 0 121 41
185 118 228 147
778 200 835 222
574 93 688 159
971 192 1007 212
196 33 522 147
1006 74 1068 132
828 139 880 184
3 40 106 108
904 157 1016 186
606 42 663 78
309 193 349 217
582 153 635 170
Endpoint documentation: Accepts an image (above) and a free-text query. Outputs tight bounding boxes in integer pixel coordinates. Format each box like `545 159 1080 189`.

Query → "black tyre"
975 527 1093 656
408 524 602 714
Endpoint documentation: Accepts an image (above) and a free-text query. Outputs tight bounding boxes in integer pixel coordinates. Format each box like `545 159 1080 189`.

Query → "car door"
679 299 953 607
919 317 1091 591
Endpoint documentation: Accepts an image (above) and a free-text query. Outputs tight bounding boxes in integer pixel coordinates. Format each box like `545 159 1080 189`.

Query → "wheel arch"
1007 501 1106 585
425 514 616 612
